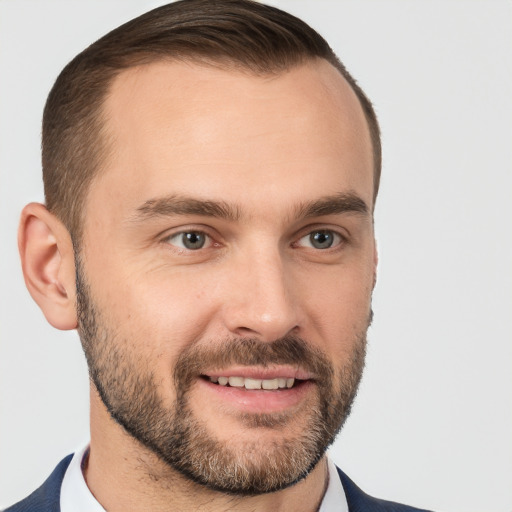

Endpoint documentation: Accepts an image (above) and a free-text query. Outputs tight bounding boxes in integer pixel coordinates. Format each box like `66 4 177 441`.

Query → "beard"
76 258 368 495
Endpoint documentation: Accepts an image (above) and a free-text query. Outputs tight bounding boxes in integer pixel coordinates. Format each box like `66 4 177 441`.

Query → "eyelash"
162 229 216 252
294 229 346 250
161 226 347 253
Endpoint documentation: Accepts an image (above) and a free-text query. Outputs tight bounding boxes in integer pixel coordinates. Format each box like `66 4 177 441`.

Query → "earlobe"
18 203 78 330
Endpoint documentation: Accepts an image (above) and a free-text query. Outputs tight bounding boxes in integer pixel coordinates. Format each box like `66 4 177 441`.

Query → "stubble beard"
75 259 368 495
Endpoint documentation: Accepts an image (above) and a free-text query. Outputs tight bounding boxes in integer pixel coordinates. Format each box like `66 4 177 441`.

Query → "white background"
1 1 511 510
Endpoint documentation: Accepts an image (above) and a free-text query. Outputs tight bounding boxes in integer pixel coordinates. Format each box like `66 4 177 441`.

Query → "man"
7 1 431 510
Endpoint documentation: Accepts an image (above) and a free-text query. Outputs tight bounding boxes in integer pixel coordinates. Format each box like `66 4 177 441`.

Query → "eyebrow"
132 195 241 222
130 191 369 224
294 192 369 219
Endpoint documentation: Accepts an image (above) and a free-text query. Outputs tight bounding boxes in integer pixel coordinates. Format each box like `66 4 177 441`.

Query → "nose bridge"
223 241 299 341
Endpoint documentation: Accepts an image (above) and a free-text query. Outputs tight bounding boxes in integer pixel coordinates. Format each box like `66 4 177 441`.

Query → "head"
20 0 380 497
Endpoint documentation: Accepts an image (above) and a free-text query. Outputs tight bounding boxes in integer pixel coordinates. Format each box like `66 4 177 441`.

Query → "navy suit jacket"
4 455 432 512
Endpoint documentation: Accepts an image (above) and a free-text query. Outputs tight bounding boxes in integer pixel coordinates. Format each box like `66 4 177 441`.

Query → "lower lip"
197 378 315 414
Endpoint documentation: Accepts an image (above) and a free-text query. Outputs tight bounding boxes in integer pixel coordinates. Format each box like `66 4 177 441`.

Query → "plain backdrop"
1 1 511 510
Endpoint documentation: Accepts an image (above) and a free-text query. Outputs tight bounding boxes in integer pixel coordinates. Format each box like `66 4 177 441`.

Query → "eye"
297 230 343 250
165 231 211 250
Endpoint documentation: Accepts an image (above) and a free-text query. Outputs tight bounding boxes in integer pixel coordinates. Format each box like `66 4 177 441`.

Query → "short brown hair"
42 0 381 240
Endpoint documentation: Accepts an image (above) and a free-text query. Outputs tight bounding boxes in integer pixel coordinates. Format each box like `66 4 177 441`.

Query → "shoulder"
336 467 434 512
4 455 73 512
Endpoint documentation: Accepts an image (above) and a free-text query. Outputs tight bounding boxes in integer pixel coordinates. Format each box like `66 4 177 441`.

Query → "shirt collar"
60 444 105 512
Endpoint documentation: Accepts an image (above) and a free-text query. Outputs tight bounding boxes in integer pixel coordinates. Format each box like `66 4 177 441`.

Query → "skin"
19 58 377 511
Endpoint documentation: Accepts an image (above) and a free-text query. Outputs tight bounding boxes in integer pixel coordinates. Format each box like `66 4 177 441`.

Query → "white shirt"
60 445 348 512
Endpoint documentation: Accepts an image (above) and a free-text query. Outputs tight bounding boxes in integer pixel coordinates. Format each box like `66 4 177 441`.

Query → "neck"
85 390 329 512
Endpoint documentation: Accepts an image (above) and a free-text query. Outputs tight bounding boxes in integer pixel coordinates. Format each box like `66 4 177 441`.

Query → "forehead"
90 59 373 224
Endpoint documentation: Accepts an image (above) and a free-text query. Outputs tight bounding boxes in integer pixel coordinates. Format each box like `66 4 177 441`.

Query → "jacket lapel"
4 454 73 512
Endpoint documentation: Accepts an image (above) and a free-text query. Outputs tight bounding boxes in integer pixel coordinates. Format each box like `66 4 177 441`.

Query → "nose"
220 247 301 342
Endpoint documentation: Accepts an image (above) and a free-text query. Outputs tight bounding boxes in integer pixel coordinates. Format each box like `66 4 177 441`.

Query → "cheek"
87 272 214 407
101 270 218 354
297 261 373 346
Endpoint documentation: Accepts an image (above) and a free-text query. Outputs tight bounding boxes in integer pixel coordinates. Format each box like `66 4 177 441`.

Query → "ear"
18 203 78 330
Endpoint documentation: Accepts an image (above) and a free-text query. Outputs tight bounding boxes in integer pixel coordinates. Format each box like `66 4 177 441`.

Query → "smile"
207 376 296 390
196 367 315 413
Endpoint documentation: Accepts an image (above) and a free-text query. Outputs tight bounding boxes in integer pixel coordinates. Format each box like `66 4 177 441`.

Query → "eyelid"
160 225 219 250
293 226 348 250
166 232 212 250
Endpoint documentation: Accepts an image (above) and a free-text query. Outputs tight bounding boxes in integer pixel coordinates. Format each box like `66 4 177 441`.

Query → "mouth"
195 368 315 414
203 375 303 390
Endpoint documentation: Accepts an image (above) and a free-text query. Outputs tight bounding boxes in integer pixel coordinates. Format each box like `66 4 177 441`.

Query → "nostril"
233 326 263 339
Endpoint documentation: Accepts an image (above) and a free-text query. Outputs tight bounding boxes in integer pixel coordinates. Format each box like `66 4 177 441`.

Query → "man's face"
77 59 376 494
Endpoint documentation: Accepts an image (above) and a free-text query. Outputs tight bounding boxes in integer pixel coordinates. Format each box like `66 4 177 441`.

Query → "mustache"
173 335 334 393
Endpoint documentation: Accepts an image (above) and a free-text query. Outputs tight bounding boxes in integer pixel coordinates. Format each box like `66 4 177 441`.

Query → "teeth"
245 378 262 390
209 376 296 390
262 378 278 390
228 376 244 387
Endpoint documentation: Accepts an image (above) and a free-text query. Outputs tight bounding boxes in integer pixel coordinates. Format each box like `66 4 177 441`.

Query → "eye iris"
182 232 205 249
310 231 333 249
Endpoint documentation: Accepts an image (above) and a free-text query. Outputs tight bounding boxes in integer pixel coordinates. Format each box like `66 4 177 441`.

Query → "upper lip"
202 366 314 381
